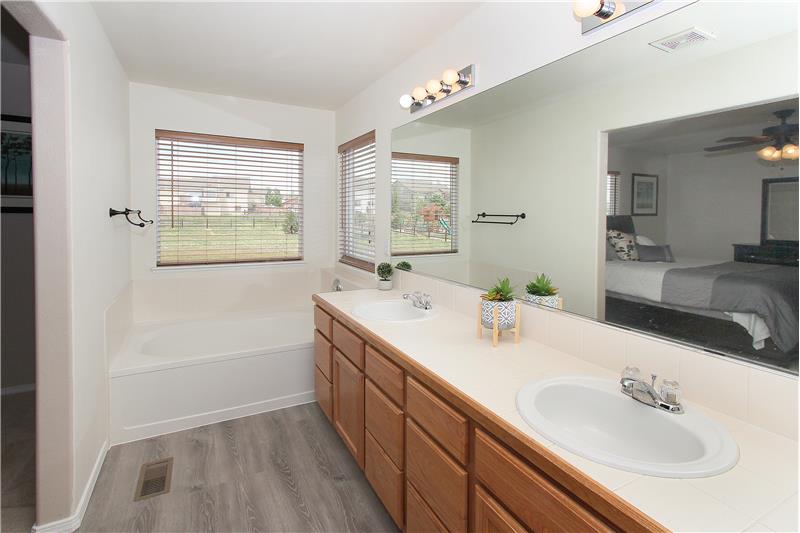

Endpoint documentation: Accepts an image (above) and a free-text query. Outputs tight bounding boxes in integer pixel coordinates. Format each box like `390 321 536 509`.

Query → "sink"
516 376 738 478
351 300 438 323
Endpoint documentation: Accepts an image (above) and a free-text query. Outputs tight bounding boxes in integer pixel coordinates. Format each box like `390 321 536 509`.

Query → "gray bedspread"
662 262 798 353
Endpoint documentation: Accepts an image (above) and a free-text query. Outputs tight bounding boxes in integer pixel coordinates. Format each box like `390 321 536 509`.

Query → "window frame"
390 151 459 257
154 129 305 267
338 130 376 272
606 170 621 216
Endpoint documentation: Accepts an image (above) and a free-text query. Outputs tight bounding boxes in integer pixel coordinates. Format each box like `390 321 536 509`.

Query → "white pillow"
636 235 656 246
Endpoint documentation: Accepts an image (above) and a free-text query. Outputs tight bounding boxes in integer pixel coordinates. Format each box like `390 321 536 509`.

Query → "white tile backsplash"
398 274 799 439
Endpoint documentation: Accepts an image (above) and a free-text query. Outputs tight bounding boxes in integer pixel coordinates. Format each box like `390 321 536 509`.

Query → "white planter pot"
481 299 517 330
377 279 392 291
525 293 560 309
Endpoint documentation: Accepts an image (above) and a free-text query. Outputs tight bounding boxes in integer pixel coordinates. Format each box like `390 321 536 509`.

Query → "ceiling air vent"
649 27 715 53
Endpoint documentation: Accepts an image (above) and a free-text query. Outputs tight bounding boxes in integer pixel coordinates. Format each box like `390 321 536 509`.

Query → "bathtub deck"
81 403 398 532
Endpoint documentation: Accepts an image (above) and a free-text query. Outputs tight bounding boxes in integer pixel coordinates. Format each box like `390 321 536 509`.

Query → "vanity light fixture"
398 65 475 113
573 0 622 20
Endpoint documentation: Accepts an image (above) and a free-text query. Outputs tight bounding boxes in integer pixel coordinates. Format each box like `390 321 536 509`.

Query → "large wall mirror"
391 2 799 374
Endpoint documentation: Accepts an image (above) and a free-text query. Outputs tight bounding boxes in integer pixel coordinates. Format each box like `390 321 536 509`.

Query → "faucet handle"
661 380 681 405
621 366 641 380
651 373 658 387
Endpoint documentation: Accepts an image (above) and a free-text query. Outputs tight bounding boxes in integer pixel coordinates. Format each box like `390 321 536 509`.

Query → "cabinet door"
333 349 365 468
315 366 332 422
474 484 527 533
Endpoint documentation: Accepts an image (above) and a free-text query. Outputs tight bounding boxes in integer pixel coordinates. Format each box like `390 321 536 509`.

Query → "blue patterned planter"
525 293 560 309
481 299 517 330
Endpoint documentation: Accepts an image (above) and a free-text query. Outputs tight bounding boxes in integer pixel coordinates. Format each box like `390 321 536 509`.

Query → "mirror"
391 2 799 373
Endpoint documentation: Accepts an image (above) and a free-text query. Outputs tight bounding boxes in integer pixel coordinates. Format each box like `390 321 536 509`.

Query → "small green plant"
395 260 412 271
526 273 558 296
282 211 299 234
483 277 515 302
376 262 393 281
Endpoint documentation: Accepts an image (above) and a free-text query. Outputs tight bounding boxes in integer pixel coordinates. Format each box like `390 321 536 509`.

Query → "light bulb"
398 94 414 109
411 86 427 101
781 143 799 160
573 0 602 18
425 79 442 95
757 146 781 161
442 69 460 86
609 0 626 19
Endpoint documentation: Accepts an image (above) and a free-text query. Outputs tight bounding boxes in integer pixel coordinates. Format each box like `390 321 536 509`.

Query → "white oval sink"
351 300 438 323
517 376 738 478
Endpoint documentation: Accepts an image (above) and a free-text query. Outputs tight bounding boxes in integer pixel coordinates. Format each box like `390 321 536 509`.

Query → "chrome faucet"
403 291 432 310
332 278 343 292
620 367 683 414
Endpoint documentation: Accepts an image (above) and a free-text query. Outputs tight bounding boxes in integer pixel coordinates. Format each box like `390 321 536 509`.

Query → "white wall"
32 1 131 524
128 83 336 322
664 150 798 261
607 147 669 243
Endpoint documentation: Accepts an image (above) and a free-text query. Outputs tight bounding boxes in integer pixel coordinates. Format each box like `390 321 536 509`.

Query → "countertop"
316 289 798 532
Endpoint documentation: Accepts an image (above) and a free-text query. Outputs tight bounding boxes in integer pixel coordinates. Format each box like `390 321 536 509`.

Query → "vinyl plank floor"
80 403 399 533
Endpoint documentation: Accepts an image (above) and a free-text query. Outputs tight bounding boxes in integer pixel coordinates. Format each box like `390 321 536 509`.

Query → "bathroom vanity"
313 292 664 533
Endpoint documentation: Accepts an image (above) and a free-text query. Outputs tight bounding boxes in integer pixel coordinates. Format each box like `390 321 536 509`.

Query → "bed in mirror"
390 1 798 373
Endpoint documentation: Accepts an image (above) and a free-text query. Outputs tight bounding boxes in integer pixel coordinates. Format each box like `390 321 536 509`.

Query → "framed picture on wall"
631 173 658 216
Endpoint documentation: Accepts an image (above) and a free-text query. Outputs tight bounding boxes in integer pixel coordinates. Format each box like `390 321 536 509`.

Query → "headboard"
606 215 636 234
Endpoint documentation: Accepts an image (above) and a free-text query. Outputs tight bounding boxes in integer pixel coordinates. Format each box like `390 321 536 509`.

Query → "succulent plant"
526 273 558 296
376 262 393 281
395 260 412 271
483 277 515 302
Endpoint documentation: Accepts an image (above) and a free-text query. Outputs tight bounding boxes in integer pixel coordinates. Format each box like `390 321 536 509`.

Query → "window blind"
155 129 304 266
391 152 458 256
338 131 376 271
606 171 621 216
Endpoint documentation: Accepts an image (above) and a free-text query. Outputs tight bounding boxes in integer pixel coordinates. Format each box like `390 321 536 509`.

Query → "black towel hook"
109 207 153 228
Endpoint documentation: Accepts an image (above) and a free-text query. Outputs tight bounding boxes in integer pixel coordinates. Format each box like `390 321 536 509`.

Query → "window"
338 131 376 271
606 171 621 216
391 153 458 256
156 130 303 266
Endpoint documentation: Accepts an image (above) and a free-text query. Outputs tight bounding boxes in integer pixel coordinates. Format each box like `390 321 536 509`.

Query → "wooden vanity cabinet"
332 349 365 468
313 308 334 422
313 298 662 533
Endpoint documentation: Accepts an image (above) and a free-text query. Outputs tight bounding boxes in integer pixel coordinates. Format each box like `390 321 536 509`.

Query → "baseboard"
2 383 35 396
32 440 108 533
112 390 316 445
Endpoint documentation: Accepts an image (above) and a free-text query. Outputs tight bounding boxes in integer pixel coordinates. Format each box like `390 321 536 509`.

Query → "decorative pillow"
637 244 675 263
607 230 638 261
636 235 656 246
606 241 619 261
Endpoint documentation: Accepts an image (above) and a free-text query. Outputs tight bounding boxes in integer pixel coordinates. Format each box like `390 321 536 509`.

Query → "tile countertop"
316 289 798 533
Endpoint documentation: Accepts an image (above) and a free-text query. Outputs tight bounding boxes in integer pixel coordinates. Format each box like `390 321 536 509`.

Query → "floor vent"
134 458 173 501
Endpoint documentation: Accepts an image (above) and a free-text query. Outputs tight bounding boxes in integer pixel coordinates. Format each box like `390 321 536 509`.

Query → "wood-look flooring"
80 403 399 533
1 390 36 533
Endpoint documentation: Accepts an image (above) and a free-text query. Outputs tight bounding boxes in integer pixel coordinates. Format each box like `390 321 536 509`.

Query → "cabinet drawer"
365 345 404 406
365 379 404 469
406 419 467 533
406 377 468 464
365 431 404 528
406 481 448 533
314 306 333 340
474 484 526 533
332 321 365 369
314 366 332 422
474 429 610 533
314 330 333 380
333 349 365 468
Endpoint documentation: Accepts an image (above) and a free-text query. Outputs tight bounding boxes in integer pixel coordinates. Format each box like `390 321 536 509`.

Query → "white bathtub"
109 311 315 444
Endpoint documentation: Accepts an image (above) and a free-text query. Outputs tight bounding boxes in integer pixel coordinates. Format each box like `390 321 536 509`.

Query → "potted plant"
525 273 560 308
395 260 412 271
480 278 517 330
376 262 393 290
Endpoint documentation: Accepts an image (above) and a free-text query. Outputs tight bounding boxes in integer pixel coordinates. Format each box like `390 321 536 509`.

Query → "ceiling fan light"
757 146 781 161
781 143 799 160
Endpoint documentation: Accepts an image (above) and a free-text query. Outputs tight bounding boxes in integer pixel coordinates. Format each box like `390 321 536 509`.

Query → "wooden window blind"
606 171 621 216
155 129 304 266
391 152 458 256
338 131 376 271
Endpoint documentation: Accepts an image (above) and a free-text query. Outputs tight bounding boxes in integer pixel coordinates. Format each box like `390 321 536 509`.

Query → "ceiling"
407 1 797 130
91 2 480 110
610 99 800 155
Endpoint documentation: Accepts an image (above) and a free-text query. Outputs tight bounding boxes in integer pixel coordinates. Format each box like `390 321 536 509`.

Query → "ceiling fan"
704 109 799 161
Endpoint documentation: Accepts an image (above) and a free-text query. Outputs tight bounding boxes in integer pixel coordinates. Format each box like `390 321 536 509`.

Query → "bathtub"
109 311 315 444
